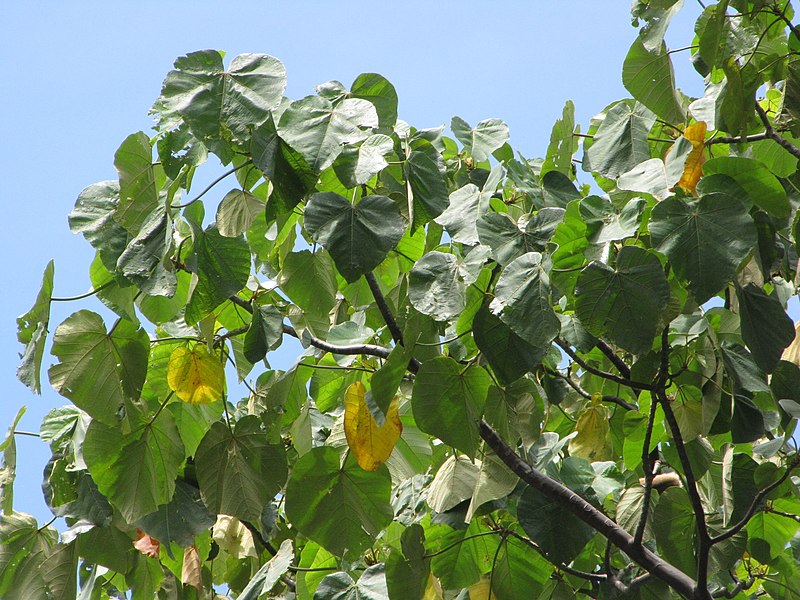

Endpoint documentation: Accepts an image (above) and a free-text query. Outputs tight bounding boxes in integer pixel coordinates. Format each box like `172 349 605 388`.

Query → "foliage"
8 2 800 599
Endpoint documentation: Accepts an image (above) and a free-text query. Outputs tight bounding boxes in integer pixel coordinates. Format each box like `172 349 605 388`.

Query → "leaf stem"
422 530 498 559
51 280 115 302
171 161 253 209
634 395 659 546
13 430 40 438
555 338 655 391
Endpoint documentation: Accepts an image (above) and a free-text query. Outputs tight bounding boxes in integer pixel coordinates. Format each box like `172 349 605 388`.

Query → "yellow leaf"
344 381 402 471
468 577 491 600
675 121 707 194
568 404 613 461
167 345 225 404
781 321 800 365
181 545 203 592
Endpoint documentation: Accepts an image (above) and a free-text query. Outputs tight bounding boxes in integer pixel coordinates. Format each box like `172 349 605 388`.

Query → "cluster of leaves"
7 1 800 599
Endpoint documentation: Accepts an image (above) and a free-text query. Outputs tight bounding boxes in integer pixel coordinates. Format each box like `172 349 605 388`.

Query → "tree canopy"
7 2 800 599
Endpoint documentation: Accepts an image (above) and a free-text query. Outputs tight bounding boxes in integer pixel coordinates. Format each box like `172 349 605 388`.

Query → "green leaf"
49 311 149 426
427 455 480 513
0 407 25 514
285 447 392 556
304 192 405 282
649 194 757 303
155 50 286 141
116 205 177 296
580 195 646 243
386 525 429 600
736 283 795 373
136 479 215 547
351 73 398 128
541 170 581 207
314 564 388 600
334 134 394 187
542 100 576 176
747 511 798 563
82 410 184 523
583 101 656 179
16 260 54 393
451 116 509 162
703 156 790 218
575 246 669 355
195 416 288 524
408 251 466 321
216 189 265 237
477 209 564 266
466 451 519 522
407 149 449 229
0 512 58 599
69 181 128 269
653 487 696 576
114 132 165 234
491 252 561 348
720 342 771 394
278 250 337 321
428 520 498 588
185 224 251 324
473 304 544 384
434 183 486 245
251 116 317 222
239 539 294 600
411 356 490 456
490 536 551 600
243 304 284 364
279 95 378 172
622 36 684 123
370 344 411 417
518 486 595 565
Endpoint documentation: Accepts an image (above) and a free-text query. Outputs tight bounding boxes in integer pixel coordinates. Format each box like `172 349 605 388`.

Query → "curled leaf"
167 345 225 404
182 545 203 592
344 381 402 471
134 529 160 558
568 404 613 461
674 121 706 194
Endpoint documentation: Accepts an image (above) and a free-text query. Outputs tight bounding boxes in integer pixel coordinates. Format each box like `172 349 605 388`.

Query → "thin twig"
545 367 636 411
556 339 655 391
754 102 800 160
170 161 252 209
51 280 115 302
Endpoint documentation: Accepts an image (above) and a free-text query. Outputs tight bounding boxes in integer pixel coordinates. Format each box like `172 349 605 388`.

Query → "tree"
5 2 800 599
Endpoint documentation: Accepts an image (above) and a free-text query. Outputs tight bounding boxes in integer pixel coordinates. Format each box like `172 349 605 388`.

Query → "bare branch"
556 338 655 391
545 366 636 411
754 102 800 161
634 396 659 546
365 272 404 345
478 420 699 599
595 339 632 379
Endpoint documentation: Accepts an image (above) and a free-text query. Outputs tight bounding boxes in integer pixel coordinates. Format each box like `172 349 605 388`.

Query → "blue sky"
0 2 703 524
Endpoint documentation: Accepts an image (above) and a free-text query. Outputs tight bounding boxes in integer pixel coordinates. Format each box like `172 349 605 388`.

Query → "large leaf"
16 261 54 394
622 36 684 123
69 181 128 269
194 416 288 524
334 134 394 187
490 536 551 600
0 512 58 599
517 486 595 565
49 310 149 426
703 156 790 218
285 447 392 556
427 455 481 513
583 101 656 178
434 183 485 245
385 524 429 600
279 95 378 172
185 224 251 324
575 246 669 355
406 150 449 229
136 480 215 547
82 410 184 523
116 205 176 296
473 304 544 384
114 132 165 234
304 192 405 282
278 250 337 321
314 564 388 600
451 116 509 162
737 283 795 373
251 116 317 221
155 50 286 140
243 304 284 364
351 73 398 128
344 382 402 471
167 344 226 404
408 251 466 321
216 189 264 237
490 252 560 348
653 487 696 576
428 520 499 589
239 539 295 600
649 193 757 303
477 209 564 266
411 356 490 456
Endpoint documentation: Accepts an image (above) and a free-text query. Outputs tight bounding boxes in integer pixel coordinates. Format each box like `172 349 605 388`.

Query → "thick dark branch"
364 272 404 345
754 102 800 160
706 132 769 145
595 340 632 379
656 388 711 595
478 420 699 599
711 454 800 545
556 338 655 391
229 295 255 314
711 574 754 599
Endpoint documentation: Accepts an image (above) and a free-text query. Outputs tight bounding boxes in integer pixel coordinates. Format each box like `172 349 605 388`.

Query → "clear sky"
0 2 703 525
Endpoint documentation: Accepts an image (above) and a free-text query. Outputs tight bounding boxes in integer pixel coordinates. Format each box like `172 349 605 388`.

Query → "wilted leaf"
569 403 613 461
133 529 160 558
181 545 203 592
167 345 225 404
674 121 706 193
344 382 402 471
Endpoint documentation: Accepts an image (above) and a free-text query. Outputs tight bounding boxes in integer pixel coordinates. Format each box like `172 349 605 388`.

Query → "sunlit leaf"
344 381 402 471
167 345 225 404
568 403 613 461
674 121 706 193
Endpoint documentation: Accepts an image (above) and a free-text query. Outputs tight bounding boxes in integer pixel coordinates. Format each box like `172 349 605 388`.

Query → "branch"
364 272 404 345
595 339 631 379
545 367 636 411
656 387 711 594
710 454 800 545
754 102 800 161
170 161 253 209
706 132 769 146
555 338 655 391
634 396 659 546
478 420 699 600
